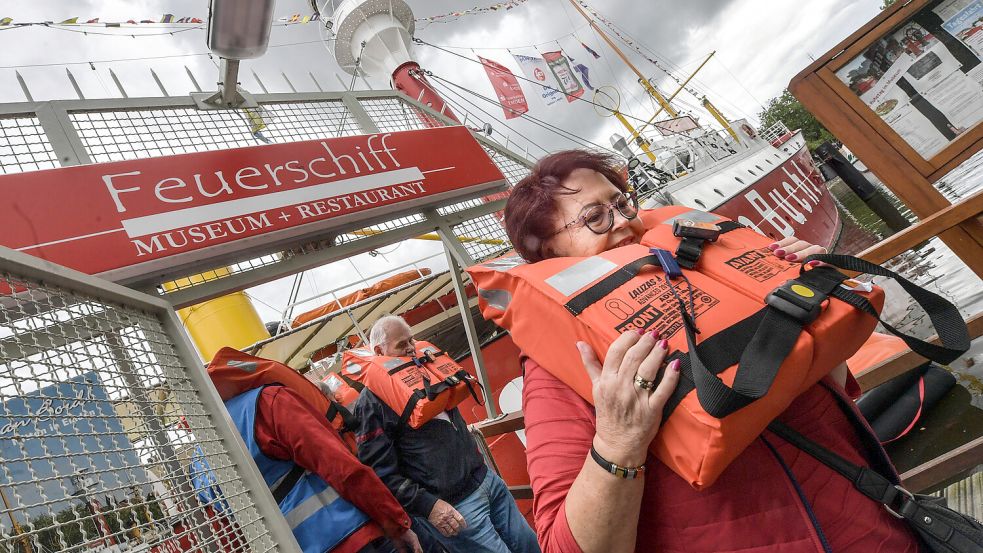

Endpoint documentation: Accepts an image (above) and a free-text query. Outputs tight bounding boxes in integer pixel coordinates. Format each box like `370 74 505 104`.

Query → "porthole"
735 177 744 184
713 188 725 197
695 199 707 208
756 165 764 171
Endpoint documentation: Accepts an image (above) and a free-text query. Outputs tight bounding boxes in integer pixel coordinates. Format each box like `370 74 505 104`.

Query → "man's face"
375 323 416 357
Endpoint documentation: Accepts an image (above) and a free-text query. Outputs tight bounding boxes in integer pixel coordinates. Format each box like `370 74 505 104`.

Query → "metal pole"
150 69 169 97
282 72 297 93
66 69 85 100
185 66 203 92
14 71 33 102
309 72 324 92
108 69 128 98
252 69 270 94
219 59 239 105
433 221 498 418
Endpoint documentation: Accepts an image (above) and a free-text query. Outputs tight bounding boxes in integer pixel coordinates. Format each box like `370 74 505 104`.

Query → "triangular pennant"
59 17 79 24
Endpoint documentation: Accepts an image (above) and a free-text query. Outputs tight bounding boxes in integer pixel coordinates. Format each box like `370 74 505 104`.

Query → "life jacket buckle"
765 281 824 324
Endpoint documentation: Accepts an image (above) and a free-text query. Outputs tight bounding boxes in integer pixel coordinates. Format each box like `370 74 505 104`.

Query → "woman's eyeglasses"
551 192 639 236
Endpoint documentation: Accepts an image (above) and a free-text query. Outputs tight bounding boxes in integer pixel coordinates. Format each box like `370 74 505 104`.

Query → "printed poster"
542 50 584 102
477 56 529 119
836 3 983 159
512 53 563 107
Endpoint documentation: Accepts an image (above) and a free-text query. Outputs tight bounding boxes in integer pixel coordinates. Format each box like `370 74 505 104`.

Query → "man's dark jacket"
352 389 487 517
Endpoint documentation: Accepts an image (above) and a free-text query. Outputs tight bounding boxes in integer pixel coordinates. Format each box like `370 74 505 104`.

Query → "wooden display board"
790 0 983 276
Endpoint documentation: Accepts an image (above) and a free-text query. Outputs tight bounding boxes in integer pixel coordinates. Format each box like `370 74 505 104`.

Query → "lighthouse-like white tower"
319 0 460 123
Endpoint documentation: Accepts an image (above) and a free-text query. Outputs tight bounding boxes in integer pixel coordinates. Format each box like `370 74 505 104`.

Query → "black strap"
270 465 306 504
397 388 427 429
338 373 365 393
674 220 744 269
681 267 846 418
566 254 660 316
325 398 358 432
387 360 418 375
805 254 970 364
454 370 485 406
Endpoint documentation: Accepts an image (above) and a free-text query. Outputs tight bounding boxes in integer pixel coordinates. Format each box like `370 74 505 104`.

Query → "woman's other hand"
769 236 827 265
577 331 681 468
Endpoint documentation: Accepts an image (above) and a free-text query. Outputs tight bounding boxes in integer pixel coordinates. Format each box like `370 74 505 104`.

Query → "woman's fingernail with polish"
649 329 661 340
768 243 779 250
670 359 681 372
808 260 822 267
635 328 645 335
785 254 798 261
774 249 786 256
658 339 669 350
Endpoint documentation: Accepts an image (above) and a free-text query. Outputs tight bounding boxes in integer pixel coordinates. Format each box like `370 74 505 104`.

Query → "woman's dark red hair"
504 149 628 262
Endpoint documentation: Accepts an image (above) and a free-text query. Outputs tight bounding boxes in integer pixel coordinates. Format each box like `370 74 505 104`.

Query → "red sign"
478 56 529 120
1 126 506 282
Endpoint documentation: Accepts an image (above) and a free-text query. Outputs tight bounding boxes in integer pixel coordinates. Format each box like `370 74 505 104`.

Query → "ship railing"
759 121 793 144
279 251 446 331
474 186 983 503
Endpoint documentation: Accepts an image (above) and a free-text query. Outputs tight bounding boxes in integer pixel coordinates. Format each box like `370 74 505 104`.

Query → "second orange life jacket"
207 347 358 449
468 205 968 489
337 340 483 428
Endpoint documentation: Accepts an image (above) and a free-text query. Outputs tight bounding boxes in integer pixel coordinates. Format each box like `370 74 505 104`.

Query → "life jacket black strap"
271 465 306 504
565 254 661 316
804 254 969 365
674 220 744 269
338 372 365 393
325 397 358 432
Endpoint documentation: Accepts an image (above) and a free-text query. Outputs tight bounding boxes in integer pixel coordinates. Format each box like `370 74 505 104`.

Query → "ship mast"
567 1 742 143
566 0 678 117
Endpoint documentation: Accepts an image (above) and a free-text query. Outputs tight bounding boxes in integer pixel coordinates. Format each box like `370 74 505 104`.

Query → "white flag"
512 53 563 107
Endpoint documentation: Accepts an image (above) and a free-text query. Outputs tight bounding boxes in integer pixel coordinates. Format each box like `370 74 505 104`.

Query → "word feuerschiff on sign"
1 126 506 283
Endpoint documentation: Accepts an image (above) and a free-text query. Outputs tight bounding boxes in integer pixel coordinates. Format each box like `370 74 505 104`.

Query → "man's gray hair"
369 315 410 348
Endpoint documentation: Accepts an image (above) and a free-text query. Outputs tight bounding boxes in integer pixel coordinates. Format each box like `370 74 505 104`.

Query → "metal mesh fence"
70 101 358 163
0 117 58 174
0 269 282 553
358 98 445 132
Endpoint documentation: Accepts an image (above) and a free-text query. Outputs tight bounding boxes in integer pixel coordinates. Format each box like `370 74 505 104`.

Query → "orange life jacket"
469 205 967 489
337 341 482 428
207 347 358 449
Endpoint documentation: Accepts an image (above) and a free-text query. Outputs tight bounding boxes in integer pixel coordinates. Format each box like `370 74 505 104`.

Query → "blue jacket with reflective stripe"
225 386 371 553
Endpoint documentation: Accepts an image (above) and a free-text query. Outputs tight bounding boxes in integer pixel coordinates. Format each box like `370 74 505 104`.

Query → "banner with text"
1 126 507 282
478 56 529 119
542 50 584 103
513 53 564 107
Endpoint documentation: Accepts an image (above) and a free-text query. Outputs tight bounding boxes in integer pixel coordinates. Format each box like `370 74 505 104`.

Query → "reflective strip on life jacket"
225 386 370 553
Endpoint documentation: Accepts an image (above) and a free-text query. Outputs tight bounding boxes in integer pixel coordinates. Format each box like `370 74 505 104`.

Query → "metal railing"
0 247 300 553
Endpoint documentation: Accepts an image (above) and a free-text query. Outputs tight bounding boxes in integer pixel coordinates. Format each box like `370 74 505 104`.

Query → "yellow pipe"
702 96 740 143
162 268 270 361
613 111 659 164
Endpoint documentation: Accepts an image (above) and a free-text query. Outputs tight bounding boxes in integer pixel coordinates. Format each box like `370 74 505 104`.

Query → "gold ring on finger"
633 374 656 391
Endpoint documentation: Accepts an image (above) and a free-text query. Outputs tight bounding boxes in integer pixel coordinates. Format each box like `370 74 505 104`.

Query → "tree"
882 0 898 8
757 90 835 150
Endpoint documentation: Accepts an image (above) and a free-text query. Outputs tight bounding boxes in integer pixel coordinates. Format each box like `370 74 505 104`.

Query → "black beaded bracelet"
589 446 645 480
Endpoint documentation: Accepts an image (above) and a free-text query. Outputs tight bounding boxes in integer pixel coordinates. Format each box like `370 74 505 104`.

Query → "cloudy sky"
1 0 885 324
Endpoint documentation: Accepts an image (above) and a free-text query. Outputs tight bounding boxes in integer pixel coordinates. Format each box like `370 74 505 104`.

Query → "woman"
502 150 921 553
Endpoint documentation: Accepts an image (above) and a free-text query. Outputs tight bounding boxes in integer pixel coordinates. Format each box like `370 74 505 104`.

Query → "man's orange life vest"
337 340 482 428
207 347 357 448
468 205 968 489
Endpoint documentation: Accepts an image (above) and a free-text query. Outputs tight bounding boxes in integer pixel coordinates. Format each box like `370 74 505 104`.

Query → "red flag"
477 56 528 120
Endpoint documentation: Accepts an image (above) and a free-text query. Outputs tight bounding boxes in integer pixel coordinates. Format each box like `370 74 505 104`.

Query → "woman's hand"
578 331 681 468
770 236 827 265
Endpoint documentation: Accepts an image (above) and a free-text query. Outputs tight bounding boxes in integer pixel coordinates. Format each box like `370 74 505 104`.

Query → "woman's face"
543 168 644 259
